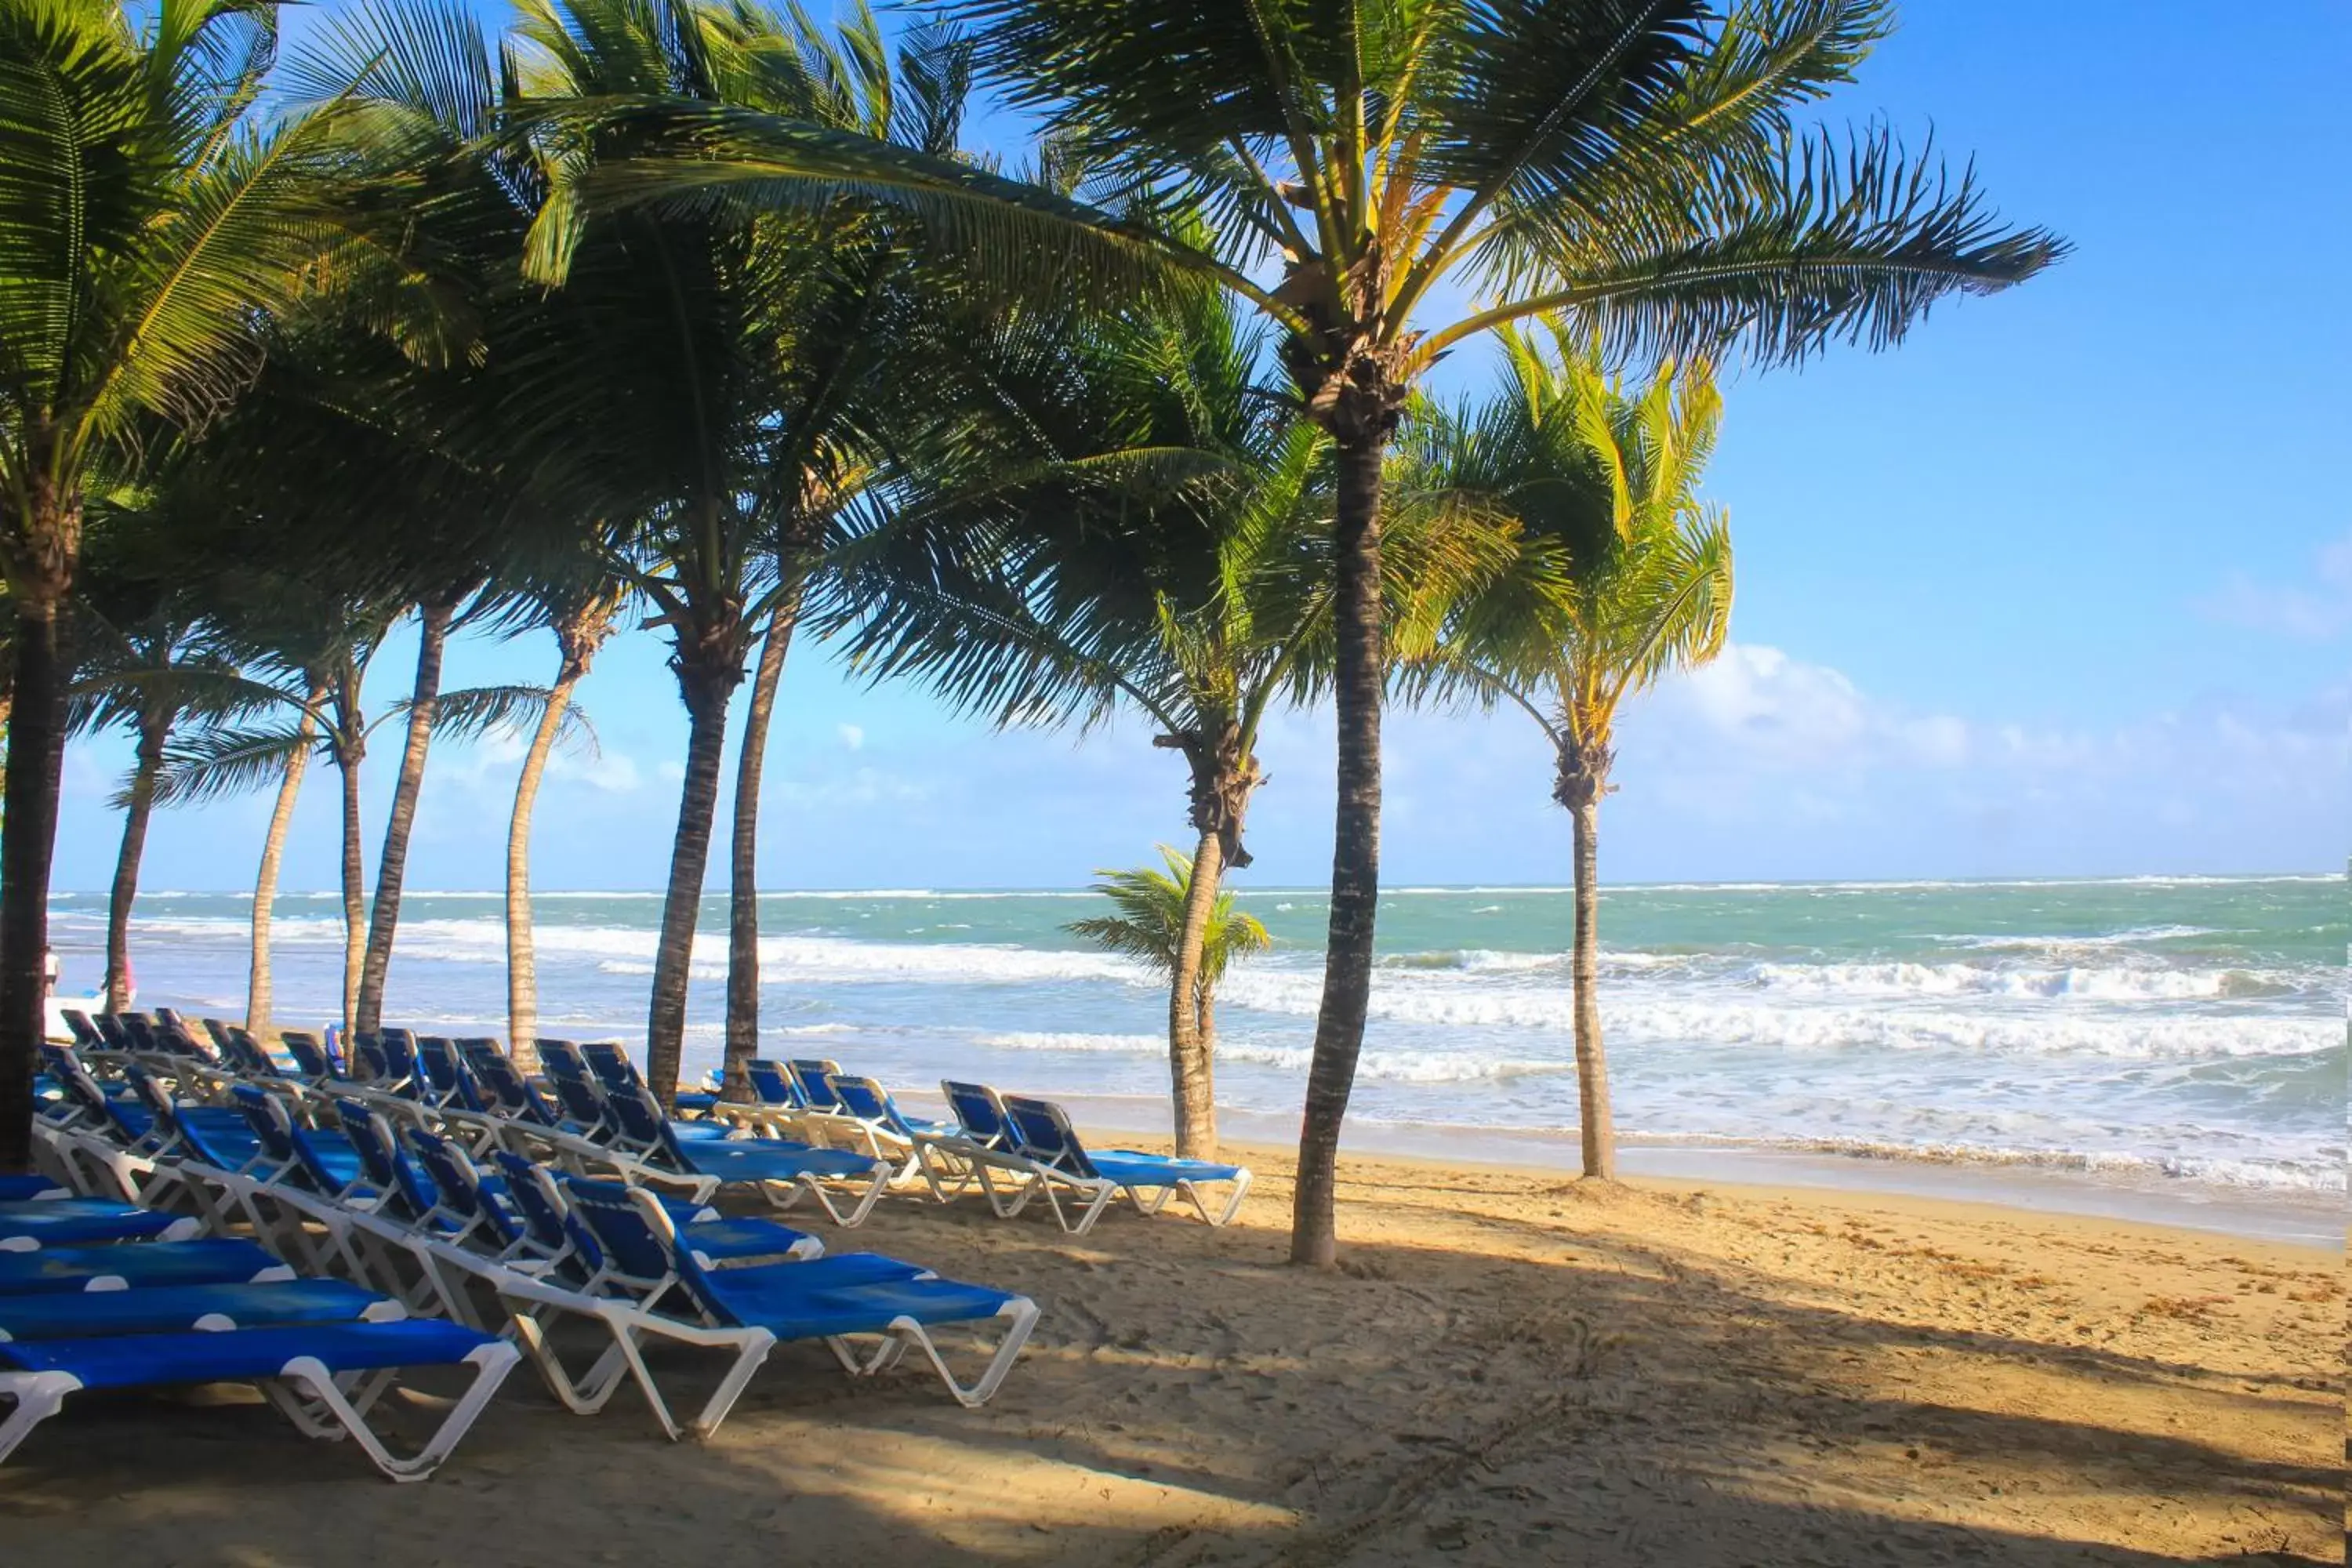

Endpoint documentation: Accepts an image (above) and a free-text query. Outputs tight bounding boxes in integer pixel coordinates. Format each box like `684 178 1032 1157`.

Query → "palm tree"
514 0 975 1107
353 585 477 1034
833 279 1327 1157
501 574 624 1071
0 0 384 1169
1067 848 1272 1109
67 543 284 1011
1406 324 1732 1179
585 0 2064 1263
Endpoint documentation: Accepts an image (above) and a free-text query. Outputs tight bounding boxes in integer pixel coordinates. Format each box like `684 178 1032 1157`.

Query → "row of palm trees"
0 0 2062 1265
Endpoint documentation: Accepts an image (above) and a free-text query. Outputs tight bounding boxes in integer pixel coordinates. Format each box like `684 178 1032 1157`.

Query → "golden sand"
5 1140 2337 1566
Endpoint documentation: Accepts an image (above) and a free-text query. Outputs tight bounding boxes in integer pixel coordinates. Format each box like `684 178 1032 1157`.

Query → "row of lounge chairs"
0 1161 521 1481
13 1020 1049 1479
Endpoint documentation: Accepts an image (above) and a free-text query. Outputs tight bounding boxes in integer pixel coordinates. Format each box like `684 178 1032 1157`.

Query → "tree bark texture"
247 688 321 1038
103 710 171 1011
0 590 69 1173
506 613 608 1073
1167 824 1225 1159
723 592 800 1100
332 677 367 1034
1291 421 1392 1266
1567 795 1615 1178
355 598 453 1033
0 475 78 1174
644 630 746 1110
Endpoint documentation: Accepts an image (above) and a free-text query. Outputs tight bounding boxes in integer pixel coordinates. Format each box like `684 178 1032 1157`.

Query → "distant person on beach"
42 946 57 1000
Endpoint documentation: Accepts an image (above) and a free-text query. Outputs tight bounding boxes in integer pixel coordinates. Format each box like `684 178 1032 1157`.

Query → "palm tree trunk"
645 644 742 1110
722 592 800 1100
354 598 453 1033
0 548 73 1174
1569 795 1614 1178
1166 826 1225 1160
248 689 321 1037
1291 422 1389 1267
103 710 172 1011
506 634 597 1074
332 684 367 1033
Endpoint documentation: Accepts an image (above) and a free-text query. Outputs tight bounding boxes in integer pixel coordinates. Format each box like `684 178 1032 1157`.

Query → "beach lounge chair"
579 1040 717 1117
999 1096 1252 1232
227 1086 368 1196
0 1238 296 1294
487 1152 822 1285
788 1058 849 1113
461 1041 563 1128
601 1083 891 1226
279 1031 339 1084
537 1177 1036 1429
822 1075 971 1196
0 1178 65 1203
0 1279 404 1340
0 1317 520 1480
0 1198 202 1250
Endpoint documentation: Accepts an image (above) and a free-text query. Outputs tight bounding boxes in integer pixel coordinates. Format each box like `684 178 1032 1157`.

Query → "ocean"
49 874 2345 1229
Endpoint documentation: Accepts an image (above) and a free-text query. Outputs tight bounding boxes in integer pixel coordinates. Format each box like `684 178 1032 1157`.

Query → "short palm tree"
601 0 2066 1261
1066 849 1272 1107
67 536 285 1011
1404 323 1733 1180
0 0 380 1170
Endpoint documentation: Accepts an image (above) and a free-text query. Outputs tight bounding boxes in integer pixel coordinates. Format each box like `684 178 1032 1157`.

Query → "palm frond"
149 720 315 808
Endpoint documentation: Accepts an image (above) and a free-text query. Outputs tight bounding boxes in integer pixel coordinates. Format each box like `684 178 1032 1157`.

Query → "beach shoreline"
962 1093 2347 1251
13 1137 2334 1566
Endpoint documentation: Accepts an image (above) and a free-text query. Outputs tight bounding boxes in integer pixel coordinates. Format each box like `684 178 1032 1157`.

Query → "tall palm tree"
1066 848 1272 1101
834 279 1327 1157
353 584 477 1033
514 0 975 1106
0 0 383 1169
582 0 2064 1263
500 572 623 1070
1406 324 1732 1179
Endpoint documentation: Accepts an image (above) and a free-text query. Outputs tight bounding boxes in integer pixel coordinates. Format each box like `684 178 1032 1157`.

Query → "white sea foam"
971 1029 1573 1085
1738 959 2289 1001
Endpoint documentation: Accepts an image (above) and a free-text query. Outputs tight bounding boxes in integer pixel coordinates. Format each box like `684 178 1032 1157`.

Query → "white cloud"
836 723 866 752
2198 532 2352 641
548 748 643 793
1639 643 1973 771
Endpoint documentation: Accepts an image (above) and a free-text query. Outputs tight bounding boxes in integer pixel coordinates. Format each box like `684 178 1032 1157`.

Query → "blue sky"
54 2 2351 892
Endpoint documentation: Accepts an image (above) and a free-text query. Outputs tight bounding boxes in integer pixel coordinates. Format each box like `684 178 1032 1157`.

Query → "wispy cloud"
2198 532 2352 641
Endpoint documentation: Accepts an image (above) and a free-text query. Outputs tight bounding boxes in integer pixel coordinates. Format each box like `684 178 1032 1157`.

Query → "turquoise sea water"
51 874 2344 1203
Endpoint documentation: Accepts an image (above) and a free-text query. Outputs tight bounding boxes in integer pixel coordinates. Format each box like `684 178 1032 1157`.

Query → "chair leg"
892 1298 1039 1409
269 1343 521 1482
0 1372 80 1465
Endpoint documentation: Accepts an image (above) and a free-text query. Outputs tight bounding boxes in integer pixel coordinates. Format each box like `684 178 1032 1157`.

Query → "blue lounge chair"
487 1152 822 1288
0 1318 520 1480
461 1041 562 1127
601 1083 891 1226
545 1177 1034 1431
279 1031 339 1083
579 1039 719 1119
0 1238 295 1294
822 1075 971 1196
0 1279 403 1340
0 1178 64 1203
788 1058 848 1113
227 1086 367 1195
998 1095 1252 1233
0 1198 202 1250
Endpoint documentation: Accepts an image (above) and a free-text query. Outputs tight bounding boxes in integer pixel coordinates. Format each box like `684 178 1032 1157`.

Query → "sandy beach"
5 1140 2336 1566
